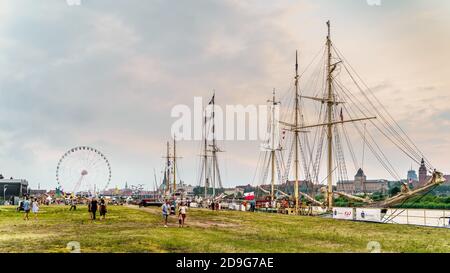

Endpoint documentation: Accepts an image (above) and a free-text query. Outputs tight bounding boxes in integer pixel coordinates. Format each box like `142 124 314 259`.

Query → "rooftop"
0 179 28 185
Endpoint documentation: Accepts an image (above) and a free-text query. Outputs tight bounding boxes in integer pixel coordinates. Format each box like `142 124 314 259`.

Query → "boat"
256 21 446 213
197 92 225 206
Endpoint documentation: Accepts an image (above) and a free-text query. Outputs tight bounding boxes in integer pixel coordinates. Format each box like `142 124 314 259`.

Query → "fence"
332 207 450 228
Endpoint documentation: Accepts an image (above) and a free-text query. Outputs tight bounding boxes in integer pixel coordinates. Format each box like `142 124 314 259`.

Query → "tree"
389 186 401 197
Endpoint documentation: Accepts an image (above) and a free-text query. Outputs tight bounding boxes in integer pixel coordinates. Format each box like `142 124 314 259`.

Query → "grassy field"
0 205 449 253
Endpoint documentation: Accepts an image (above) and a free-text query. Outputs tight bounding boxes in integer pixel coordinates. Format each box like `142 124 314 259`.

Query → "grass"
0 205 449 253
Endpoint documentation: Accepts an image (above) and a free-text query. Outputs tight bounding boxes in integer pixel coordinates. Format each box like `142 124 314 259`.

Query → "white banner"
356 208 382 222
333 207 354 220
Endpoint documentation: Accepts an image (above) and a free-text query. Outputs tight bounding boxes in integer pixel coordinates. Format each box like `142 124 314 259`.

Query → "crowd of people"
15 195 108 221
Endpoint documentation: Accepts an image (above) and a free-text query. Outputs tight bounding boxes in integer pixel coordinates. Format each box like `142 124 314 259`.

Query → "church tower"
354 168 367 193
418 158 427 186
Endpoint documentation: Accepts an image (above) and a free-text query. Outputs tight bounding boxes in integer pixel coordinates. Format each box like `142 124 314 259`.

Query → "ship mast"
212 91 216 197
282 21 376 210
268 89 280 202
204 109 208 200
294 51 300 212
166 141 171 196
210 92 223 198
326 21 333 209
200 92 223 200
280 51 302 212
173 137 177 195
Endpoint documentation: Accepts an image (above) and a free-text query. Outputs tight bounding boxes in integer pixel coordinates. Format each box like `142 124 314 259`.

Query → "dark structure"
0 179 29 203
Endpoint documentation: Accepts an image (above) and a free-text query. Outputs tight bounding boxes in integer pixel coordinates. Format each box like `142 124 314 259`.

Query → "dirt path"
127 205 241 229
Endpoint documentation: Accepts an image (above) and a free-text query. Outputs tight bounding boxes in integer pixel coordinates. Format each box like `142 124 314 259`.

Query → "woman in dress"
178 202 187 228
31 198 40 220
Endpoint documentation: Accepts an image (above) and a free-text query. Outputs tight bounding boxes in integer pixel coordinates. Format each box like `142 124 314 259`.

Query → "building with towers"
418 158 428 186
413 158 450 188
336 168 389 194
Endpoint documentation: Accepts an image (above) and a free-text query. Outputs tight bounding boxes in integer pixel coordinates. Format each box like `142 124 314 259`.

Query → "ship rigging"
255 21 446 212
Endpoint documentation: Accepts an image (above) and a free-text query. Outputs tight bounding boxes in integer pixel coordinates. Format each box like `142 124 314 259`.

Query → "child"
31 198 39 220
178 202 187 228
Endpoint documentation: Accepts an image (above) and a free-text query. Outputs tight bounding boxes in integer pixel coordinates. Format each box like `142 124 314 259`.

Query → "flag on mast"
208 94 215 105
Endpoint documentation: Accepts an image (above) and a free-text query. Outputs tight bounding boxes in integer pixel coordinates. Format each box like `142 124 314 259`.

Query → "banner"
355 208 382 222
332 207 354 220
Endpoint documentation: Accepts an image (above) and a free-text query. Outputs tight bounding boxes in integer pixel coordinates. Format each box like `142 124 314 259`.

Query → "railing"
383 208 450 227
331 206 450 228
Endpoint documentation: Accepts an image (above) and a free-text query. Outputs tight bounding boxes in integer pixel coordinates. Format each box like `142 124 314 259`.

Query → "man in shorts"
162 201 170 227
23 196 31 221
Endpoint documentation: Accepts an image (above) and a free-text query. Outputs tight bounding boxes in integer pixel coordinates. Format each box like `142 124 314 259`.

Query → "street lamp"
3 185 7 205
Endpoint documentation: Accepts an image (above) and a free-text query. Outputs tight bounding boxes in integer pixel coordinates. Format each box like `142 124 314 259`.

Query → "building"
407 169 418 181
336 168 388 194
283 180 316 192
223 188 241 196
29 189 47 197
418 158 428 186
0 179 29 203
174 182 195 198
415 158 450 188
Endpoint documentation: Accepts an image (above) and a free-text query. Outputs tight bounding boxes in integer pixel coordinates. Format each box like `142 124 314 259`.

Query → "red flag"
244 192 255 200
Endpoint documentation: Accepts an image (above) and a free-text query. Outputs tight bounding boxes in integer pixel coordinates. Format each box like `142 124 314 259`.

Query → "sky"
0 0 449 191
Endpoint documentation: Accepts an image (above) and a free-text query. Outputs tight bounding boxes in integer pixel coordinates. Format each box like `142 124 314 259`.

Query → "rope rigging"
332 45 433 171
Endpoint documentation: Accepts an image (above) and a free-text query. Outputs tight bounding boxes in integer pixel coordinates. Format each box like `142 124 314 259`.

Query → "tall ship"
255 21 446 213
197 93 225 204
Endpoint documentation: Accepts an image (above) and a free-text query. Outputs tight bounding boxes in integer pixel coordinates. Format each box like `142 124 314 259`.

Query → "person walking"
99 198 107 220
31 198 39 220
162 201 170 227
178 202 187 228
87 198 93 220
90 197 98 220
23 197 31 221
69 198 77 211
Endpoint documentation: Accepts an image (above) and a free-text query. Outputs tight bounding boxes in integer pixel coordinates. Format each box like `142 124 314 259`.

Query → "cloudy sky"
0 0 449 191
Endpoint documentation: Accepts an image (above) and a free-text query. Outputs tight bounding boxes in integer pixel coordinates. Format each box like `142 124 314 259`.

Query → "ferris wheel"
56 146 112 196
